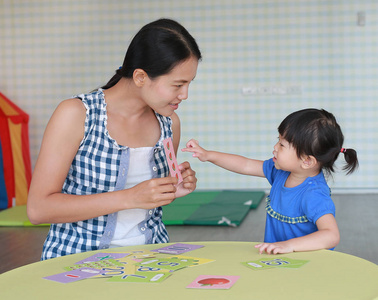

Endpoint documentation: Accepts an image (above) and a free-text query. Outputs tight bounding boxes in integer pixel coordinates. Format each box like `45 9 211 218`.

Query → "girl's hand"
175 161 197 198
181 139 209 162
254 241 294 255
254 214 340 254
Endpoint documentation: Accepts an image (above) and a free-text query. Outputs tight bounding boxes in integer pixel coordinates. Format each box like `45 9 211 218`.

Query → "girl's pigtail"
340 148 359 175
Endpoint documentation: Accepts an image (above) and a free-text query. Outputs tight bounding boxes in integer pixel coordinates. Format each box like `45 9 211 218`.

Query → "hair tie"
340 148 346 153
118 66 122 70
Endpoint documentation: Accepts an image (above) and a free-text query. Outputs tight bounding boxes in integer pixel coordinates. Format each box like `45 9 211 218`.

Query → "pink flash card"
186 275 240 290
163 137 183 184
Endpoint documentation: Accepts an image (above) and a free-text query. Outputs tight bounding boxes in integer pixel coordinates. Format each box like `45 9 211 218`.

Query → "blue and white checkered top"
41 89 171 260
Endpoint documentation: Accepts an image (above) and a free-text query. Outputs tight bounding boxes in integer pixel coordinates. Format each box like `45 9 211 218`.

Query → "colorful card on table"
186 275 240 290
242 257 309 270
44 268 101 283
273 257 309 269
170 255 215 267
75 252 130 264
120 249 156 259
136 257 199 272
163 137 183 184
107 271 172 283
100 263 137 278
152 243 204 254
64 258 133 278
64 258 124 272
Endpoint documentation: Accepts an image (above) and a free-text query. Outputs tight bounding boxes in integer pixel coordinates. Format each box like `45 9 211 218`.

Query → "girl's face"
141 56 199 116
272 135 303 172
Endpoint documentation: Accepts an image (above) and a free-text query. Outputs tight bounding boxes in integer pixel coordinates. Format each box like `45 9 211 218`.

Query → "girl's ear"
301 155 318 170
133 69 148 87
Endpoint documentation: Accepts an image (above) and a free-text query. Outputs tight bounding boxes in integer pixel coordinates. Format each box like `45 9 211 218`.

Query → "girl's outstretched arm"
182 139 265 177
255 214 340 254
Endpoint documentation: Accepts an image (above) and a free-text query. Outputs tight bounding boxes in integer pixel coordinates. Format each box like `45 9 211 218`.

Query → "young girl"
182 108 358 254
27 18 201 260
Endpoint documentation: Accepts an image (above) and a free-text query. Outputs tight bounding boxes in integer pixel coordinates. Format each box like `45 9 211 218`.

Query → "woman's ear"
133 69 148 87
301 155 318 170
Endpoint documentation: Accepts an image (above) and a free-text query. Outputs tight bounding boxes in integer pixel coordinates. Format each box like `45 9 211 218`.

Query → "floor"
0 193 377 274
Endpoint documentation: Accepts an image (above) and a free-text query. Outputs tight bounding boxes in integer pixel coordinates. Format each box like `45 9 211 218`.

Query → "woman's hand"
128 177 178 209
174 161 197 198
128 161 196 208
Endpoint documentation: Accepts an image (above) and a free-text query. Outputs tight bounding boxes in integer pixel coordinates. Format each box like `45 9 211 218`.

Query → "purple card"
152 243 204 254
75 253 129 264
43 268 101 283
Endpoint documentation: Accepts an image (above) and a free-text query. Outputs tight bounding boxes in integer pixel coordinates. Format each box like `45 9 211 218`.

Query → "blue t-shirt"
263 158 335 245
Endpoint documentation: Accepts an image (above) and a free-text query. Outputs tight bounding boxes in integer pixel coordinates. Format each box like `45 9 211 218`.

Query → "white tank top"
109 147 154 247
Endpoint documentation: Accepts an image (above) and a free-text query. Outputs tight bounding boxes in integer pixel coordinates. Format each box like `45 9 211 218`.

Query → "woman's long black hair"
102 18 202 89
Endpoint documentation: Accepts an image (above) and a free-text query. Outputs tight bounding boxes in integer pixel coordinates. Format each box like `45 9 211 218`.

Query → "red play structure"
0 92 31 209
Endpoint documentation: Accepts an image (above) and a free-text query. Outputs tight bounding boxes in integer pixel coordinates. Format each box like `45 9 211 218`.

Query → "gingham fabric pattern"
265 195 309 224
41 89 171 260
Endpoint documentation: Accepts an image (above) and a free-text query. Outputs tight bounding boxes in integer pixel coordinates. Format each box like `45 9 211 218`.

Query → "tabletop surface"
1 241 377 300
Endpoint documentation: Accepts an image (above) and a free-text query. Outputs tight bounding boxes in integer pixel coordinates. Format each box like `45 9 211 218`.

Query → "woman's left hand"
174 161 197 198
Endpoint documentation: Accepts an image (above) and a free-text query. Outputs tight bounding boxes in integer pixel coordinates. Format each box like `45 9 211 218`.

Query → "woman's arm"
27 99 178 224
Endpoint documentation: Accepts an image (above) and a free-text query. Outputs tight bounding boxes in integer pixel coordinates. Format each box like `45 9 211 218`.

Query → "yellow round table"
0 242 377 300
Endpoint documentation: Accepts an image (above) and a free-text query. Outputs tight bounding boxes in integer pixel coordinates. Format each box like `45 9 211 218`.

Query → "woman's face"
141 56 199 116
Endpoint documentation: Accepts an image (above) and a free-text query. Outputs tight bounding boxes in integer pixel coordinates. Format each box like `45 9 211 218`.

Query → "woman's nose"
178 86 189 100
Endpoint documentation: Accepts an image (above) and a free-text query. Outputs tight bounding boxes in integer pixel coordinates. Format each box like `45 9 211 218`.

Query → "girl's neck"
284 169 320 188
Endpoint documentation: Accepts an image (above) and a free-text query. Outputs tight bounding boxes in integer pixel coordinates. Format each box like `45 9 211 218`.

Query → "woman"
27 18 202 260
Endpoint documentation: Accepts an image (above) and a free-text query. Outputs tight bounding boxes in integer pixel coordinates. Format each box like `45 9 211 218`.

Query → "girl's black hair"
102 18 202 89
278 108 358 175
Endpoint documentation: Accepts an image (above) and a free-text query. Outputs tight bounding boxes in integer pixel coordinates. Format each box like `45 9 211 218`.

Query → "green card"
107 271 171 283
64 259 124 271
135 257 199 272
242 257 309 270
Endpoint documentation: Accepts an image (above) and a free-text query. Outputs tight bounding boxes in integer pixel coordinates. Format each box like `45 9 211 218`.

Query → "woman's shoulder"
75 89 104 106
54 98 86 120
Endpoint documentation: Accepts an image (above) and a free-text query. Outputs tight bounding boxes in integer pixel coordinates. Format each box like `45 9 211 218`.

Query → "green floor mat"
0 205 49 227
163 190 265 227
0 190 265 228
161 191 221 225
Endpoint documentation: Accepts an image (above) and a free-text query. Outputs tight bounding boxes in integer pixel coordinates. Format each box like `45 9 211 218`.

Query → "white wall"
1 0 377 192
